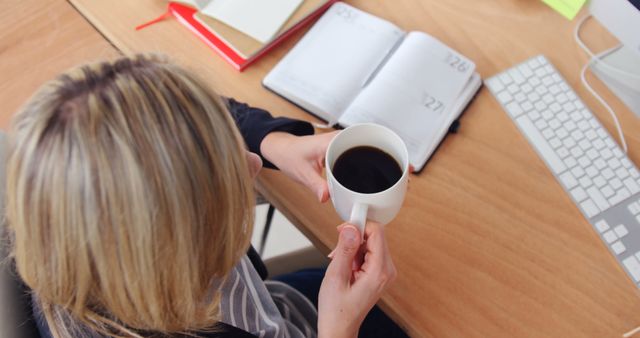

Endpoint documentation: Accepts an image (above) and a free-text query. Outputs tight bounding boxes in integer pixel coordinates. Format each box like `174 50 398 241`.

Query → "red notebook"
140 2 336 71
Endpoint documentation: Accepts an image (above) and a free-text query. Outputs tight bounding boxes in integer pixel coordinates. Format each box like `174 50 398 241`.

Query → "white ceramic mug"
325 123 409 236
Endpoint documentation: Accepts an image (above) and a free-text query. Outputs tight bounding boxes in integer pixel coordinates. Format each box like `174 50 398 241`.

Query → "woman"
4 54 399 338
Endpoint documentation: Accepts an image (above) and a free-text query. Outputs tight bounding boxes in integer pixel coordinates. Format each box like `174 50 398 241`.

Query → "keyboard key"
557 93 568 103
614 225 629 238
509 68 526 84
550 102 562 113
596 128 608 138
587 187 609 210
586 149 599 160
559 172 578 189
522 101 533 111
593 176 606 188
542 128 554 139
610 190 629 206
628 202 640 215
557 112 569 122
623 256 640 281
595 220 610 232
570 111 581 122
500 73 513 85
622 159 633 169
625 178 640 194
605 139 616 149
594 159 606 170
486 77 504 92
571 166 585 178
528 57 541 69
556 128 569 139
535 101 547 111
611 178 623 190
562 102 576 113
579 139 592 151
602 186 615 198
610 158 622 169
614 148 624 159
630 168 640 178
585 166 598 178
593 139 605 150
557 147 569 158
536 85 548 95
522 83 533 93
601 149 613 160
579 176 592 188
515 92 527 103
516 116 566 174
549 137 562 149
612 241 626 255
571 147 584 159
505 102 524 117
563 138 576 149
508 84 519 94
616 167 630 179
602 168 615 180
578 156 591 168
578 121 590 131
580 199 599 217
497 91 513 104
564 157 577 168
571 187 588 201
603 230 618 243
535 119 547 130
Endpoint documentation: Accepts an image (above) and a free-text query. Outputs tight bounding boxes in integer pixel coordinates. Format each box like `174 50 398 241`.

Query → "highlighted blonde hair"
5 55 255 337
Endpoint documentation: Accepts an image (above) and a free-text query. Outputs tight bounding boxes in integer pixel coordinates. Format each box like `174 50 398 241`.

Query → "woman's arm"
225 98 314 169
226 98 336 202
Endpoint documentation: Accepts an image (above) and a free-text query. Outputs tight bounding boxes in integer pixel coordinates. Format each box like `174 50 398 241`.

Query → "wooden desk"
10 0 640 336
0 0 119 130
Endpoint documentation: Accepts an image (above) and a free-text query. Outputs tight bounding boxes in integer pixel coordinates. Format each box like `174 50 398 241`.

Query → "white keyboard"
486 55 640 288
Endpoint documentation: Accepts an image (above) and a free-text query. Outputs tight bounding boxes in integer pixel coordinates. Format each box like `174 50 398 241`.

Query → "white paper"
263 2 404 123
339 32 475 166
202 0 303 43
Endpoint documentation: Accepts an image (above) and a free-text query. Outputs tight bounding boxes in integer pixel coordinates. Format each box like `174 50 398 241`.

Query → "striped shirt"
219 256 318 338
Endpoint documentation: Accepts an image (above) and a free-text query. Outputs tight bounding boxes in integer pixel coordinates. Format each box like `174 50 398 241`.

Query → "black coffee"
332 146 402 194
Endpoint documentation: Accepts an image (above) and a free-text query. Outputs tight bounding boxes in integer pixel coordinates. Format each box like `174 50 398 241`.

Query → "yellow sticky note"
541 0 586 20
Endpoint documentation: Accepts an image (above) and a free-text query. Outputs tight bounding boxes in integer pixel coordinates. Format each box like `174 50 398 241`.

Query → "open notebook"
263 2 482 171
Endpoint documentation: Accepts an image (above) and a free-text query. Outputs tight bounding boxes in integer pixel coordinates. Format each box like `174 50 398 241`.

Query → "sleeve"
225 98 314 169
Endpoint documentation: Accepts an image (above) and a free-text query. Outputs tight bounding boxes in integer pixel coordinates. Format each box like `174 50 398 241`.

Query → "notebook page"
339 32 475 165
263 2 403 123
202 0 303 43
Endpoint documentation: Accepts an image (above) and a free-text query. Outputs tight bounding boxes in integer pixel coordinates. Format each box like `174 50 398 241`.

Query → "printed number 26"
445 53 469 72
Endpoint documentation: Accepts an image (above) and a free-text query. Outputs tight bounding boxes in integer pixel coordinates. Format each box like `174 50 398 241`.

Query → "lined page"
263 2 403 123
339 32 475 165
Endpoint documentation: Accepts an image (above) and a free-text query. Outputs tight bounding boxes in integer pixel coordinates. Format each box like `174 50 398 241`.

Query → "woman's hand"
317 222 397 338
260 131 338 203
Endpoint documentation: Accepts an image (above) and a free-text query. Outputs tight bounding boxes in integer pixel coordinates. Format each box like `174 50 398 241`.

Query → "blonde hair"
5 55 255 337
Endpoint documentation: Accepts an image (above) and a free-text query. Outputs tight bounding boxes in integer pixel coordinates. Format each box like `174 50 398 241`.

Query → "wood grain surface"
0 0 119 129
7 0 640 336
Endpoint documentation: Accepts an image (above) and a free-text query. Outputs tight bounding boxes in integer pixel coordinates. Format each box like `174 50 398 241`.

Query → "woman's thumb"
328 225 361 281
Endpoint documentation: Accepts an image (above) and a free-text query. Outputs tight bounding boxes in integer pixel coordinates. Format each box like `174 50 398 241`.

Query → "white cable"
574 14 629 153
574 15 640 81
579 56 629 153
624 325 640 338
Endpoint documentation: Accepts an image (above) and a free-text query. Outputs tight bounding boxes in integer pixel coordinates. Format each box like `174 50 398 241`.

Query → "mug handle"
349 202 368 239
